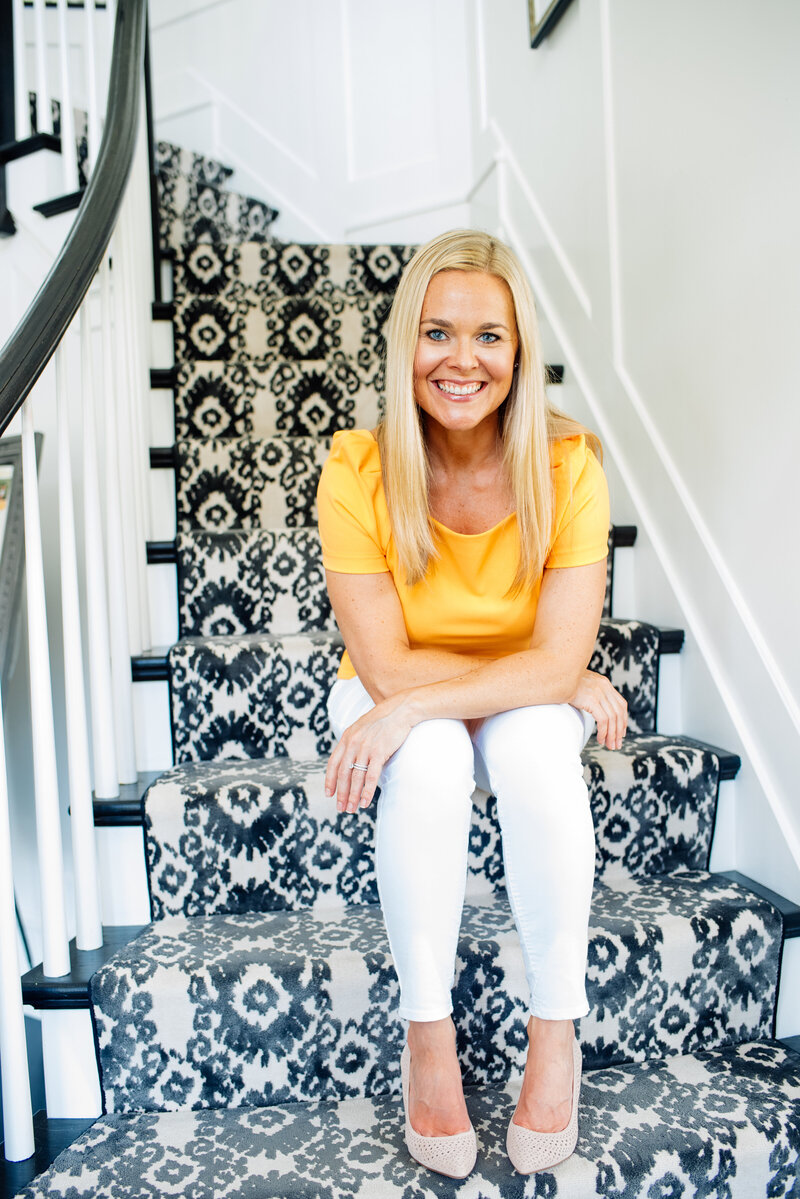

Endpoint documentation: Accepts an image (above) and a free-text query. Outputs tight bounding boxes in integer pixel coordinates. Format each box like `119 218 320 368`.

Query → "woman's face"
413 270 519 436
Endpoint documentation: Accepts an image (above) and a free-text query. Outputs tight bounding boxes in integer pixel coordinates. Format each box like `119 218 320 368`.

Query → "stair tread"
90 872 782 1113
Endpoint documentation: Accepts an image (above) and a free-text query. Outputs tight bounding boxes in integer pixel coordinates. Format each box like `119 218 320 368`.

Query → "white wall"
150 0 476 243
469 0 800 899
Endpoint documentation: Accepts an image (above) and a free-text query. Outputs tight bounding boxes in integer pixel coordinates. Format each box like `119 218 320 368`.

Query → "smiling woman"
315 229 627 1180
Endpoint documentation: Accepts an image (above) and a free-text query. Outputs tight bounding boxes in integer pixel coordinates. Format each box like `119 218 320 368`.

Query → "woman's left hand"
569 669 628 750
325 692 418 814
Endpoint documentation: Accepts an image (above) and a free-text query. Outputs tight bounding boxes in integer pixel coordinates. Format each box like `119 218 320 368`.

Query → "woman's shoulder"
326 428 381 473
319 429 382 502
549 432 604 498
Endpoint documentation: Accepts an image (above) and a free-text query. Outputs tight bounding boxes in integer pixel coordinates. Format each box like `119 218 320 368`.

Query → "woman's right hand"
325 691 419 814
569 670 627 750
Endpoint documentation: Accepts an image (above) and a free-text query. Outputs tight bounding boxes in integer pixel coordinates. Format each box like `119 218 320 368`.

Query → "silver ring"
350 762 369 772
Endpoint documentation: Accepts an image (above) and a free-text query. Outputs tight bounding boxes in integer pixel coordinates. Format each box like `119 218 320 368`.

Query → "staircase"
14 144 800 1197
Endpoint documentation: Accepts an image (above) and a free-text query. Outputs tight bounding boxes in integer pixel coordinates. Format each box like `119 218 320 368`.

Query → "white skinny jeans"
328 676 596 1023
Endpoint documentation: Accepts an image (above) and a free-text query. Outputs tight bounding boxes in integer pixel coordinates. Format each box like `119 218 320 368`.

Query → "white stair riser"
41 1010 102 1119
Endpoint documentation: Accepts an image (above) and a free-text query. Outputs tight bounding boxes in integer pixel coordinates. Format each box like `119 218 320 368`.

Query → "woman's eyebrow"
420 318 511 331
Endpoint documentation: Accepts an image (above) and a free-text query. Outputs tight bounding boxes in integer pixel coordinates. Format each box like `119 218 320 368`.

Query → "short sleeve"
317 431 390 574
546 436 610 569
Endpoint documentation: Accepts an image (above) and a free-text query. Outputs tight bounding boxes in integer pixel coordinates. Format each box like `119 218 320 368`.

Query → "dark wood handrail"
0 0 148 435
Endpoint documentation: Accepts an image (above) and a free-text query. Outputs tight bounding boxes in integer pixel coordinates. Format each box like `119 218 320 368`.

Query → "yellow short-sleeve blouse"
317 429 609 680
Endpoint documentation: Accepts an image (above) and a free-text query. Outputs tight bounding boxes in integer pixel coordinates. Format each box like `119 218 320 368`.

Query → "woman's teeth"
435 381 484 396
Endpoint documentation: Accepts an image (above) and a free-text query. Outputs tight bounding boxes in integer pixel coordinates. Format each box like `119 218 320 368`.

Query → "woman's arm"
326 559 627 811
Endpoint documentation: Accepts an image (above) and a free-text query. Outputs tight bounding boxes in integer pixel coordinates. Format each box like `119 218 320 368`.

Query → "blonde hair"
378 229 600 589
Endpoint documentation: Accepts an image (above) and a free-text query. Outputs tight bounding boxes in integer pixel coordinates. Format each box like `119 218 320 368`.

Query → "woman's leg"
473 703 595 1131
328 678 477 1134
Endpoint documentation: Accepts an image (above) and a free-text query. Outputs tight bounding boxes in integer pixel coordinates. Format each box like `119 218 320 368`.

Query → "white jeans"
328 676 596 1023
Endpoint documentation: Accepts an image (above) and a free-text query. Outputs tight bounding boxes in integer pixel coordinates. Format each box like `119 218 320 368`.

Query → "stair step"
14 1040 800 1197
89 873 782 1114
164 620 660 764
155 140 234 186
141 733 727 920
175 434 331 531
158 176 279 253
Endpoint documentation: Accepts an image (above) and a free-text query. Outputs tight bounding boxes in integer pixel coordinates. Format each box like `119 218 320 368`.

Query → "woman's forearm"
397 647 582 727
356 645 493 703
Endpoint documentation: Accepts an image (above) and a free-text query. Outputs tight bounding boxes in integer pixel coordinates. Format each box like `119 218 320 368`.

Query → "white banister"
80 303 120 802
21 394 70 979
83 1 101 174
56 338 103 950
56 0 79 193
12 0 27 141
31 0 50 135
100 258 138 783
0 681 35 1163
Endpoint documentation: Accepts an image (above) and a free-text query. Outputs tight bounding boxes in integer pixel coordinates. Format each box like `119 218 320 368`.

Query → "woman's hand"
569 670 627 750
325 692 418 814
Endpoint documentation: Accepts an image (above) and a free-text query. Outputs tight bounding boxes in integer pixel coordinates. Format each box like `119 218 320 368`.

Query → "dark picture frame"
528 0 577 48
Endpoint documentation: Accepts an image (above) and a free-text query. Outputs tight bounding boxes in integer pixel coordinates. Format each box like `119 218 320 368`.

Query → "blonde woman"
317 230 627 1178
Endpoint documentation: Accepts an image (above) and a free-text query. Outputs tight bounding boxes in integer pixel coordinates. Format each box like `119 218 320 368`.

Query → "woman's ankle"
407 1015 457 1056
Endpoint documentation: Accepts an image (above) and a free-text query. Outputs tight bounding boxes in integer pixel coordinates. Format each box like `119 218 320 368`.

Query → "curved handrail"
0 0 148 436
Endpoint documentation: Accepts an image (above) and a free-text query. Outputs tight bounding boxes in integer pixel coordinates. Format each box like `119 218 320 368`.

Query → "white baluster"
100 258 138 784
117 199 152 649
21 394 69 979
56 340 103 950
31 0 50 134
55 0 78 193
0 681 35 1163
80 305 119 801
12 0 28 141
108 245 143 656
83 0 100 175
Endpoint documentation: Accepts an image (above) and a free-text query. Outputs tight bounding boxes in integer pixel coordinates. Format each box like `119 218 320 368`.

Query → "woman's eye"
427 329 447 341
478 332 499 343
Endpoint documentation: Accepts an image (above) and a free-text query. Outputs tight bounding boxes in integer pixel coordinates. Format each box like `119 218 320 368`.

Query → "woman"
317 230 627 1178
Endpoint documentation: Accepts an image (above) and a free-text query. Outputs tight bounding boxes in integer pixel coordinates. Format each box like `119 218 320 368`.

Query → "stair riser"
144 738 720 919
90 875 782 1114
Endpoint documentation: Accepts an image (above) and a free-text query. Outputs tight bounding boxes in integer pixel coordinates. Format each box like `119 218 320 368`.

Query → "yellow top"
317 429 609 679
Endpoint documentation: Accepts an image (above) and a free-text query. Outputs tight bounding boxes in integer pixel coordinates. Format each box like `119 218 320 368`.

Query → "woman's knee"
380 718 475 808
476 704 586 797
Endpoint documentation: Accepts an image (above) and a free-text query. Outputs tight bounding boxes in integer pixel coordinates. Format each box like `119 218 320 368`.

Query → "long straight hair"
377 229 600 589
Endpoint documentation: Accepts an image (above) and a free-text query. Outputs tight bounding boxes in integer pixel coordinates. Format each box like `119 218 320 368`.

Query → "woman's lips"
434 380 487 397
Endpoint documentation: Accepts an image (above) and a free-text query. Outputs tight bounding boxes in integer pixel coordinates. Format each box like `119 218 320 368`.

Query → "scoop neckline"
431 512 516 539
353 429 517 538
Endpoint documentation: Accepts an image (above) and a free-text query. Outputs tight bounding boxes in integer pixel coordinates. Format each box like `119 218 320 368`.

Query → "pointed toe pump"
400 1044 478 1179
506 1038 582 1174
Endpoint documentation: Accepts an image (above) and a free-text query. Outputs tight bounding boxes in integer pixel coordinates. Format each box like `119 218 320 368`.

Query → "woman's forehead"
421 270 516 321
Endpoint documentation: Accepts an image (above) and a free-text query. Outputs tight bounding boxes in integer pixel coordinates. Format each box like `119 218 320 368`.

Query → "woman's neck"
423 413 503 476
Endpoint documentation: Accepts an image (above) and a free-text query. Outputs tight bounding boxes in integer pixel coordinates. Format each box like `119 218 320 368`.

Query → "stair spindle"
56 337 103 948
79 304 120 804
21 394 70 978
0 682 35 1163
31 0 50 135
55 0 79 193
83 0 100 175
108 239 144 655
11 0 27 141
100 257 138 783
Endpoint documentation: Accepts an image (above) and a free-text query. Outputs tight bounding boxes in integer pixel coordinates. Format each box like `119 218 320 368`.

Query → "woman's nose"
448 336 478 370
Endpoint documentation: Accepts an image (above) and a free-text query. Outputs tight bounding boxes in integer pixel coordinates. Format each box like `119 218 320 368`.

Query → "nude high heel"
506 1038 582 1174
400 1044 478 1179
